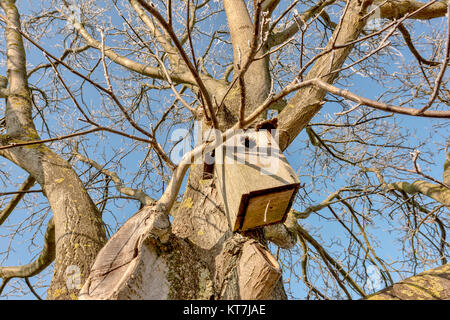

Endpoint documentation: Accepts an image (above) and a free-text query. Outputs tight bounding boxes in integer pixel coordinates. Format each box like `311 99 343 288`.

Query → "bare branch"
296 224 367 298
73 149 156 206
397 23 440 66
0 175 35 226
269 0 337 48
365 264 450 300
25 277 43 300
312 78 450 118
379 0 447 20
0 218 55 280
135 0 219 129
416 2 450 115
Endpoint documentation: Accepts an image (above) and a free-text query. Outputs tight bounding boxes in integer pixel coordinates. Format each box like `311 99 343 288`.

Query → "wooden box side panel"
277 153 300 185
214 163 242 231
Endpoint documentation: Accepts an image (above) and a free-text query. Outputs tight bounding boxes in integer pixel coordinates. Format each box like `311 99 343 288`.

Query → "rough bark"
79 0 290 300
2 0 448 301
79 206 215 300
171 163 287 300
365 263 450 300
80 0 450 301
0 0 107 300
169 0 287 300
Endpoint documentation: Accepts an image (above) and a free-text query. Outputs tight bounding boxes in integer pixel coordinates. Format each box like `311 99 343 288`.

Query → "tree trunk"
0 0 107 300
79 0 290 300
79 0 373 301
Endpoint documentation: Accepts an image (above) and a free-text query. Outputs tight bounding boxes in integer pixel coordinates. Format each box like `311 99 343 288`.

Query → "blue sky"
0 0 448 299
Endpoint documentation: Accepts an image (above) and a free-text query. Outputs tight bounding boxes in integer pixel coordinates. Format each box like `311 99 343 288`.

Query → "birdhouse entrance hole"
202 150 215 179
241 135 256 149
214 130 300 232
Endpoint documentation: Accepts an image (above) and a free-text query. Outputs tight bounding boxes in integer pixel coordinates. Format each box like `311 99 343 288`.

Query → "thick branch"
0 0 36 137
222 0 271 120
365 263 450 300
277 0 449 150
0 218 55 280
387 180 450 208
277 0 369 150
444 151 450 186
269 0 337 48
378 0 447 20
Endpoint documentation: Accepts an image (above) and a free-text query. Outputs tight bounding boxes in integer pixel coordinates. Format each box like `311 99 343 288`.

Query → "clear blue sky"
0 0 448 300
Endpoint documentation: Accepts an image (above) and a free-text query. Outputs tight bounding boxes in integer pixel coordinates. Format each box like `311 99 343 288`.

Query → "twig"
0 218 55 281
74 150 155 206
25 277 43 300
312 78 450 118
398 23 439 66
0 127 103 151
0 176 36 226
135 0 219 128
335 103 362 116
296 224 367 298
416 3 450 115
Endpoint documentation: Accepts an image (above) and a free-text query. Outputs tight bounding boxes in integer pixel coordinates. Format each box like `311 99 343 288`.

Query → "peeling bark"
238 241 282 299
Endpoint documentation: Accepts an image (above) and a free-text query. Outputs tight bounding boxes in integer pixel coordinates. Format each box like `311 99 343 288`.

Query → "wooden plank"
240 188 295 231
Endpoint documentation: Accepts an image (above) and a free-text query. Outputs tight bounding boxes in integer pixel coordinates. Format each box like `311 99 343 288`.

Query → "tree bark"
365 263 450 300
0 0 106 300
278 0 371 150
3 0 447 300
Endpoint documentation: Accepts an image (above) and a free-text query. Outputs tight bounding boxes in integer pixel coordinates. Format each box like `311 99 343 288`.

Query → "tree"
0 0 448 300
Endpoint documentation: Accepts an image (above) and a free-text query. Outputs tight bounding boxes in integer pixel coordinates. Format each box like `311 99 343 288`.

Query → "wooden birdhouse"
214 130 300 232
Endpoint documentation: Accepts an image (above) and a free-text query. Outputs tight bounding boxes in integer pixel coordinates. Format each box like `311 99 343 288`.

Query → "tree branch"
73 149 155 207
397 23 439 66
378 0 447 20
135 0 219 129
0 175 35 226
269 0 337 48
416 2 450 114
0 0 36 138
277 0 449 151
365 263 450 300
387 180 450 207
312 78 450 118
296 223 367 298
24 277 43 300
0 218 55 281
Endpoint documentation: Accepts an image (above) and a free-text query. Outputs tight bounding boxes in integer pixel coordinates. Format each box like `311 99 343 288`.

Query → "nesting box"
214 130 300 232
